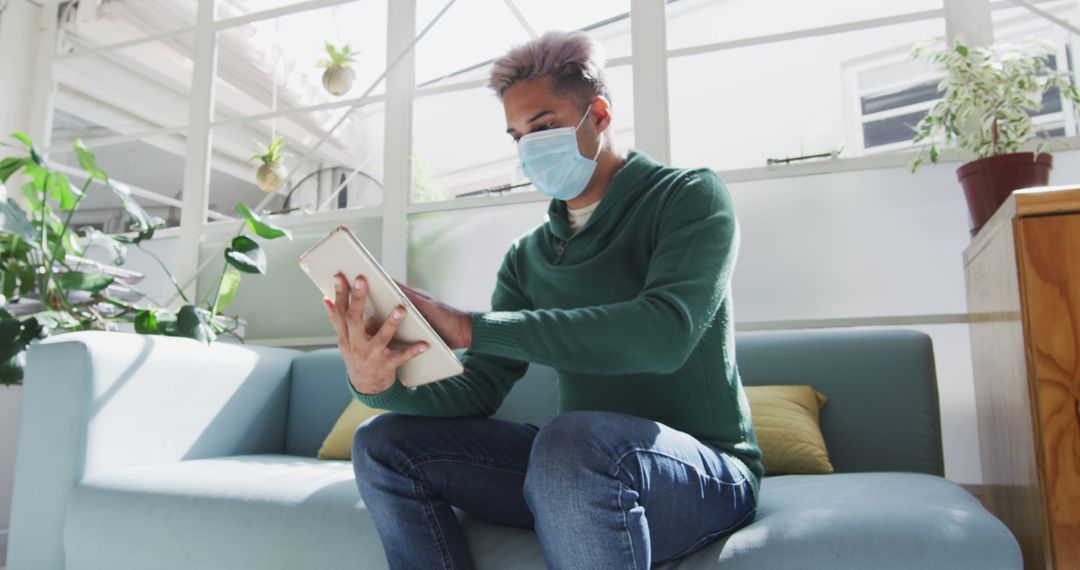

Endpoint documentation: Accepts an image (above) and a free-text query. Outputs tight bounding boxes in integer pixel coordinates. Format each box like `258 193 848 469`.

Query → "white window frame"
31 0 1080 318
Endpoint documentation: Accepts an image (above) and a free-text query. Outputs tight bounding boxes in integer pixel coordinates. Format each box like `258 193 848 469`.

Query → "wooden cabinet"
964 186 1080 570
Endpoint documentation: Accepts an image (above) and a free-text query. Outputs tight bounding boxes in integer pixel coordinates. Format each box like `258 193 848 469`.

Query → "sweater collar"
546 148 659 240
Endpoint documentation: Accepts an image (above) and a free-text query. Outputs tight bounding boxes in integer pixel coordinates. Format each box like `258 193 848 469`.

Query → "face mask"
516 104 601 201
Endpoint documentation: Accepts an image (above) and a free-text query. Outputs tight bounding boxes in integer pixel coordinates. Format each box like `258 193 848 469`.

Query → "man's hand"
394 279 474 350
324 272 430 395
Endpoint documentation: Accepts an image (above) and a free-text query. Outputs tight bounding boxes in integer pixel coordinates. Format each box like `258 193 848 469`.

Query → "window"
49 2 197 232
409 0 633 204
207 1 388 221
668 12 946 171
847 1 1079 154
665 0 943 51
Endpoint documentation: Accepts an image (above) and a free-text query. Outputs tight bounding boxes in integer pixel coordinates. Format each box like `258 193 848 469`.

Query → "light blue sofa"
7 329 1020 569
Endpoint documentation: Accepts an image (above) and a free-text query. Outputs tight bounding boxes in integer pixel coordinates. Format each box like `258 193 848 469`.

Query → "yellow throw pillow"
317 398 387 460
745 385 834 475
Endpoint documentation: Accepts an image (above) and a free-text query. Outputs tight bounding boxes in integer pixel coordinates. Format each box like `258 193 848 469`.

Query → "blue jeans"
351 410 756 569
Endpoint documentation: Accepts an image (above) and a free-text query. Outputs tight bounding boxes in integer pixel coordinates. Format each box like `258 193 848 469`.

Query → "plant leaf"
216 267 242 311
10 132 43 166
108 181 157 233
57 271 114 292
133 309 160 334
47 172 79 210
234 202 292 240
0 157 26 183
174 304 215 344
224 236 266 274
81 226 127 265
0 314 44 362
0 354 25 385
1 198 35 241
73 138 108 182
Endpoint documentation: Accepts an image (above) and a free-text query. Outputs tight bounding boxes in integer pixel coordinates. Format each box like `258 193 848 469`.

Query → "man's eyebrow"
506 110 554 134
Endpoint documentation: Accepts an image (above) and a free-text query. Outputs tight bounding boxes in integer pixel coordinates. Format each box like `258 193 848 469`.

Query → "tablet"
298 225 465 387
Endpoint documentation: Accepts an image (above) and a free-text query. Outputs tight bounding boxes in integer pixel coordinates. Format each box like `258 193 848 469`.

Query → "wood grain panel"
1014 186 1080 218
965 206 1049 569
1017 213 1080 569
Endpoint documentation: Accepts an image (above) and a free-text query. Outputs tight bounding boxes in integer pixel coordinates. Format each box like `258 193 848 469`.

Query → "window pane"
214 1 388 123
217 0 320 20
415 0 630 89
57 0 196 52
207 103 386 222
726 163 970 322
197 218 384 341
410 65 634 204
407 201 550 311
52 35 194 140
511 0 631 58
861 81 939 115
992 0 1076 39
862 109 927 148
666 0 943 52
51 132 190 233
668 18 945 171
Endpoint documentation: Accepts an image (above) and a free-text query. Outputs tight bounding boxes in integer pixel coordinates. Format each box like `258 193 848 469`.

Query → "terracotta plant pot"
956 152 1052 236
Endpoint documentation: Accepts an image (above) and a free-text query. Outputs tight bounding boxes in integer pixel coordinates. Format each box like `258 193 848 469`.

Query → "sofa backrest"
285 329 943 476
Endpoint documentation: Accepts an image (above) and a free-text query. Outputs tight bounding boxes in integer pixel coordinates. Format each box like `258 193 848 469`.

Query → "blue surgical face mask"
516 104 601 201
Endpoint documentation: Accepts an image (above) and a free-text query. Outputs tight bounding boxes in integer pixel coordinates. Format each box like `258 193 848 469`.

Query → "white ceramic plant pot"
256 162 287 193
322 65 355 96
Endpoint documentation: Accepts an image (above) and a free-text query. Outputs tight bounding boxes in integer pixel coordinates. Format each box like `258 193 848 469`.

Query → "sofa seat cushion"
62 453 546 570
63 456 1019 570
682 472 1021 569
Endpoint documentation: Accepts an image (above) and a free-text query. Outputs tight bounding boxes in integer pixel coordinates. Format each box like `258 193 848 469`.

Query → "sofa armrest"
7 330 301 570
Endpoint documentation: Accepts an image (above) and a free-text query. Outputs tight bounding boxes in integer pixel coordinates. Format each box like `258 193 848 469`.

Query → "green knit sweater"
351 148 763 498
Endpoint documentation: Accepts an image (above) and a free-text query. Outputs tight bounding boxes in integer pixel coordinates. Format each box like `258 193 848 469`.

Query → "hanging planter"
317 41 357 97
250 136 288 193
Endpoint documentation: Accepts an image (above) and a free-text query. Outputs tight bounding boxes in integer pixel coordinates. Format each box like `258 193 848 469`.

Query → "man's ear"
592 95 613 132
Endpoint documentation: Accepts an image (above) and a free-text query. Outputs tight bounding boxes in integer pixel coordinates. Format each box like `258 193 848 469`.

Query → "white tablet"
298 225 465 387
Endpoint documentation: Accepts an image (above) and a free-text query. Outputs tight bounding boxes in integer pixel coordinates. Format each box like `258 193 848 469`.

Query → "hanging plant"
317 41 357 96
250 135 288 193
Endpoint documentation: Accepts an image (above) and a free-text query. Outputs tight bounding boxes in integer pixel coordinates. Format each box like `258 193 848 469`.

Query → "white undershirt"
567 200 601 233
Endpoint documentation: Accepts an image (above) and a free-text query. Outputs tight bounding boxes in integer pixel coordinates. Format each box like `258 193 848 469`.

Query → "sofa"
6 328 1020 569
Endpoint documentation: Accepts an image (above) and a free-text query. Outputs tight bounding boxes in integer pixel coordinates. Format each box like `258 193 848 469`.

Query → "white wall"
0 1 40 141
0 0 42 565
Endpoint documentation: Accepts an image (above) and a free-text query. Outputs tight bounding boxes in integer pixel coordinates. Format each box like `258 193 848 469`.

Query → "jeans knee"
524 411 616 507
351 412 415 474
530 411 615 460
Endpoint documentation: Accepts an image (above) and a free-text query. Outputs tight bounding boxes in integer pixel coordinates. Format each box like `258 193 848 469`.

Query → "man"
322 30 762 570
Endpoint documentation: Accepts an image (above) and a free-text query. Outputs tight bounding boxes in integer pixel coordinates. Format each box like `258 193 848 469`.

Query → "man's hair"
487 30 611 110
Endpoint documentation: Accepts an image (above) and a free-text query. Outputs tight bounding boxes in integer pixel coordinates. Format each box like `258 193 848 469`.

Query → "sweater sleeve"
469 169 737 376
348 246 531 417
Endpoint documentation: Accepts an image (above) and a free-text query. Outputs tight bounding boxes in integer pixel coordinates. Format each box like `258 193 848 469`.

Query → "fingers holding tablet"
322 271 430 395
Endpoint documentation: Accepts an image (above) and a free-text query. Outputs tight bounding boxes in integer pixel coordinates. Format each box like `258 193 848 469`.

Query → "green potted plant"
251 135 288 193
317 41 358 97
910 38 1080 235
0 132 292 385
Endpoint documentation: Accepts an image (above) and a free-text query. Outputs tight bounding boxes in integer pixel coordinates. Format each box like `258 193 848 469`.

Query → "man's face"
503 75 598 158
